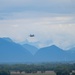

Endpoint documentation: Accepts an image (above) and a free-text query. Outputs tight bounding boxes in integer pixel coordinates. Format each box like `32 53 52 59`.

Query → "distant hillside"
34 45 73 62
67 47 75 53
22 44 38 55
66 47 75 60
2 37 13 42
0 37 75 63
0 38 33 63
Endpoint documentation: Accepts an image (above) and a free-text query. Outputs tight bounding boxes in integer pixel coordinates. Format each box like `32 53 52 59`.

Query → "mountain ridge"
0 38 33 63
22 44 38 55
0 37 75 63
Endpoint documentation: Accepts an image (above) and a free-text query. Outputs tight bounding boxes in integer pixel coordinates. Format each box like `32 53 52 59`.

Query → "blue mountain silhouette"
0 38 75 63
22 44 38 55
0 38 33 63
34 45 73 62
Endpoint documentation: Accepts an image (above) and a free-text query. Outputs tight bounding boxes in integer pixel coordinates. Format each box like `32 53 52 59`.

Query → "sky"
0 0 75 50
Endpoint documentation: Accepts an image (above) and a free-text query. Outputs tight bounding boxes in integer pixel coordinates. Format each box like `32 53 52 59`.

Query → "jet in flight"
29 34 35 37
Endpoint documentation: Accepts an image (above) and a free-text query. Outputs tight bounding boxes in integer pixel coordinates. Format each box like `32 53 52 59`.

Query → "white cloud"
0 14 75 49
0 0 75 50
0 0 75 14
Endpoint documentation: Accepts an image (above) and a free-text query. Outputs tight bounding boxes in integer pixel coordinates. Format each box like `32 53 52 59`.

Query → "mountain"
2 37 13 42
66 47 75 60
0 38 33 63
0 37 75 63
21 39 40 49
22 44 38 55
34 45 71 62
67 47 75 53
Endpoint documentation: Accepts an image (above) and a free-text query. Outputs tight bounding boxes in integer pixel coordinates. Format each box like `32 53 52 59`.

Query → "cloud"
0 0 75 13
0 14 75 49
0 0 75 49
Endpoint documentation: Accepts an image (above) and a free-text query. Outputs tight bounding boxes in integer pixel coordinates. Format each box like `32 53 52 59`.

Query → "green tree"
72 73 75 75
54 66 71 75
0 70 10 75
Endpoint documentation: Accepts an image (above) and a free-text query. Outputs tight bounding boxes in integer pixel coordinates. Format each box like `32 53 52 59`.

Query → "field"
11 71 56 75
11 72 56 75
11 74 55 75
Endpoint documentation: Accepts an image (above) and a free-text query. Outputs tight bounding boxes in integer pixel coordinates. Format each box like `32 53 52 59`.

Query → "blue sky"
0 0 75 13
0 0 75 50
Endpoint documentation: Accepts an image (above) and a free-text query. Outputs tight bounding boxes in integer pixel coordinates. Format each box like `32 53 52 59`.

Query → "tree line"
0 63 75 75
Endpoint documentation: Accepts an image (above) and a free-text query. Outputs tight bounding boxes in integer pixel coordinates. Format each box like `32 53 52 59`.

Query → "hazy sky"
0 0 75 49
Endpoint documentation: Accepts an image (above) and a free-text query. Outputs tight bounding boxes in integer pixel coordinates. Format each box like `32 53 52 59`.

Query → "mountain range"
0 38 33 63
0 38 75 63
22 44 38 55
